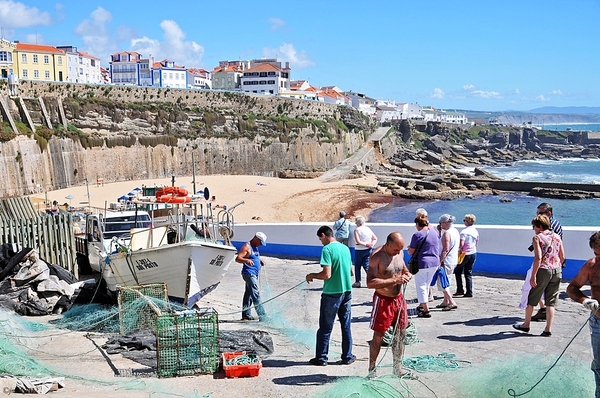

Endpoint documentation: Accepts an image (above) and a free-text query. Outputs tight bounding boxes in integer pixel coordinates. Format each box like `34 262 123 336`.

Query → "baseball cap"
255 232 267 246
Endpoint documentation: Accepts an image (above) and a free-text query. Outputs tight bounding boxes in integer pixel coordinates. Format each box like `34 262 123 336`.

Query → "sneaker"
464 293 473 298
453 291 464 297
352 281 361 288
309 358 327 366
338 355 356 365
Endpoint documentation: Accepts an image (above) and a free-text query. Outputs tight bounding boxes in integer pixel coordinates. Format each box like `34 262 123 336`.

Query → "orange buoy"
155 186 189 198
157 195 191 204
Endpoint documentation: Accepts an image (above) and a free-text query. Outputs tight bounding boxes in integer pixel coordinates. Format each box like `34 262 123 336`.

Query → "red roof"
16 43 63 54
245 63 281 72
78 51 99 60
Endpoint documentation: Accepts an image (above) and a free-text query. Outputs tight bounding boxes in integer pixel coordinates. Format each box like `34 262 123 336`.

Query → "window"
34 70 39 78
33 55 38 63
22 69 27 77
58 56 62 65
0 51 11 62
90 59 95 67
44 55 49 64
45 70 50 79
21 54 26 63
259 72 267 77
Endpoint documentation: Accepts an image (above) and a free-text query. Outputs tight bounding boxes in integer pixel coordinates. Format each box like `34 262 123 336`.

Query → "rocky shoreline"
369 125 600 201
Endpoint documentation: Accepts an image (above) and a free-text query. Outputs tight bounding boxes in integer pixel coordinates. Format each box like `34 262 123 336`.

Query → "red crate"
222 351 262 378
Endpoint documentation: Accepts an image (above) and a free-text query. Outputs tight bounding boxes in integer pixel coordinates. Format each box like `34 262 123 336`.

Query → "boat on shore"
78 186 242 307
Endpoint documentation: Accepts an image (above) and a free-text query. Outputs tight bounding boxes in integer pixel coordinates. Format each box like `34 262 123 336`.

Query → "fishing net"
456 354 595 397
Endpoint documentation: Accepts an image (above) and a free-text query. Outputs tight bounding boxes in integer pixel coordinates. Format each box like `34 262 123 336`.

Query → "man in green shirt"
306 225 355 366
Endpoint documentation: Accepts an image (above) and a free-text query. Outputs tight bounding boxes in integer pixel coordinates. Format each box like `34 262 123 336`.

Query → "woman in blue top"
408 213 440 318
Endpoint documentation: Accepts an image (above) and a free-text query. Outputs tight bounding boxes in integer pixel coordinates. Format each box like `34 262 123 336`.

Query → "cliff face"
0 82 374 197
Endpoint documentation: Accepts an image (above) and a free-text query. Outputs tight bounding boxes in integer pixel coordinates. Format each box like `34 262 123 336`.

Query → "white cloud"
549 89 563 95
262 42 315 69
269 17 285 30
535 94 550 102
0 0 52 30
462 84 475 91
74 7 114 61
512 88 521 95
24 33 44 44
430 88 445 99
471 90 502 99
130 20 204 67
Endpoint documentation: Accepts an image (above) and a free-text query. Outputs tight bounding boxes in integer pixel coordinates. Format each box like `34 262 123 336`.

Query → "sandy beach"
32 174 395 224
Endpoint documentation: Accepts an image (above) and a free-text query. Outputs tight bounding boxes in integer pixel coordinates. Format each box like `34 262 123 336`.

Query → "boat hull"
103 241 236 307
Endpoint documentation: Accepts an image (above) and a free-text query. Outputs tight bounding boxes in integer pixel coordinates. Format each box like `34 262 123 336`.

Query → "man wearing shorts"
367 232 412 376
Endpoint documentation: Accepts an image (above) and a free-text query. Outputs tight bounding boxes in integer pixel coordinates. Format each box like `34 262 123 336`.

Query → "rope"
219 280 306 317
507 316 590 397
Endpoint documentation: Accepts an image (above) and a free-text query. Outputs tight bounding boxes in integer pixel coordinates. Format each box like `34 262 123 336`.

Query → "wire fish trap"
156 307 219 378
117 284 170 335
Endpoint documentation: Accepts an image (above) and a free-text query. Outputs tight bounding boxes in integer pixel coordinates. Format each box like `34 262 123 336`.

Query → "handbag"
457 252 466 265
408 229 429 275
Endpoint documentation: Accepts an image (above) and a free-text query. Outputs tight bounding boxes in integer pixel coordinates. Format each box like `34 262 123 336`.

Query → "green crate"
117 284 169 335
156 307 219 378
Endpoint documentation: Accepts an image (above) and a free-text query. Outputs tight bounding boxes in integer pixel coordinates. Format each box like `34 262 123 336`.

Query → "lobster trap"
155 307 219 378
117 283 170 335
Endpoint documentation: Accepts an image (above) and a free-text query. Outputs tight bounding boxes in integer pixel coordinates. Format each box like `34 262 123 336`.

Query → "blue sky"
0 0 598 112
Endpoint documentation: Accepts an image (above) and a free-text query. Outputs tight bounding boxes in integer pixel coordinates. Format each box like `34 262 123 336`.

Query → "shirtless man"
367 232 413 377
567 231 600 397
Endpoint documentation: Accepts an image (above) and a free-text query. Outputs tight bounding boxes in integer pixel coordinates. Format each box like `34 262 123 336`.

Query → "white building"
187 68 211 89
109 51 142 85
57 46 101 84
240 59 290 95
152 59 187 88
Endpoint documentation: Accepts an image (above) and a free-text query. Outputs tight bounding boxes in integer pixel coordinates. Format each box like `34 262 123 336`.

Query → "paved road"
318 126 390 182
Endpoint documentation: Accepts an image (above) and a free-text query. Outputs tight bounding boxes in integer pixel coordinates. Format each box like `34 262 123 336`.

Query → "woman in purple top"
408 214 440 318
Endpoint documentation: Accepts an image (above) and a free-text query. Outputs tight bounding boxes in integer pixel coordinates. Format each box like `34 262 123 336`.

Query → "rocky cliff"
0 81 375 197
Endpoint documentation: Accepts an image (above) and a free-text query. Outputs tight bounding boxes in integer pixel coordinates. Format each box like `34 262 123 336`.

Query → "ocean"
369 158 600 227
535 123 600 132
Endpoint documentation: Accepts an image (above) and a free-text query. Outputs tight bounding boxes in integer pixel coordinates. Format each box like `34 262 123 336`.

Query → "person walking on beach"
513 215 564 336
567 231 600 397
353 215 377 288
333 211 350 246
306 226 355 366
408 213 439 318
434 214 459 311
528 202 564 321
235 232 268 322
454 214 479 298
367 232 412 377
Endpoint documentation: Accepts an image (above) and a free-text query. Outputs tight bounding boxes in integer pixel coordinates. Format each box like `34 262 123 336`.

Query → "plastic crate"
156 307 219 378
222 351 262 378
117 283 170 335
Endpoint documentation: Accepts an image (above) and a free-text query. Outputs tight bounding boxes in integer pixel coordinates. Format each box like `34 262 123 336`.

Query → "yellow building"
0 38 17 79
14 42 67 82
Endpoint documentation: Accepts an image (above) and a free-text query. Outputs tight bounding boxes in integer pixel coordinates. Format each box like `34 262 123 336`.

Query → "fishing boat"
81 186 242 307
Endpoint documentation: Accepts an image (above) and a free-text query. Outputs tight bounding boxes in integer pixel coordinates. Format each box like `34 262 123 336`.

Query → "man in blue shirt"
235 232 268 321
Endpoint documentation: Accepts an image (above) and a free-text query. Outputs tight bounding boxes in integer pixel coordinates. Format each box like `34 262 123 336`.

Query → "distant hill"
527 106 600 115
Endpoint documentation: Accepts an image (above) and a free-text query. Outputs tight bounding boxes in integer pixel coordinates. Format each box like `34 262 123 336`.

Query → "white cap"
255 232 267 246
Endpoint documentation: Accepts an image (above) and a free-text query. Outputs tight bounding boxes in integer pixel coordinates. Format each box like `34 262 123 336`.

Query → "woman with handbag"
408 213 440 318
513 214 564 336
454 214 479 298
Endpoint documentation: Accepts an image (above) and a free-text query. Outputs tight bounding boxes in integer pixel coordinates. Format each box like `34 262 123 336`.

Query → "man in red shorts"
367 231 412 377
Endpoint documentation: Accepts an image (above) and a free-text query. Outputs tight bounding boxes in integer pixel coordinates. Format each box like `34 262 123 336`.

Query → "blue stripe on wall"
232 240 583 279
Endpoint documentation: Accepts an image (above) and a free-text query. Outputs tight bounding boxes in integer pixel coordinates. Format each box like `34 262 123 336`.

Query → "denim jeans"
590 314 600 397
315 291 353 362
354 249 372 283
454 253 476 294
242 273 266 319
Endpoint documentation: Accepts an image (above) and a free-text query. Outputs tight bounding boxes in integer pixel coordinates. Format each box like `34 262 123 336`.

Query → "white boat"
82 190 241 307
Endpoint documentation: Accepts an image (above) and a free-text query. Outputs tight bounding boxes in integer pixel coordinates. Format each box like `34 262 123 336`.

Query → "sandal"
417 311 431 318
442 304 458 311
435 303 448 308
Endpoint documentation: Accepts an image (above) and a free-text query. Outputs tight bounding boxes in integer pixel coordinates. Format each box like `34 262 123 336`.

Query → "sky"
0 0 598 112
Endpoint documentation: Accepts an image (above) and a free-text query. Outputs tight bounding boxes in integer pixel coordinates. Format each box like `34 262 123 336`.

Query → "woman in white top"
454 214 479 297
352 215 377 288
434 214 460 310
